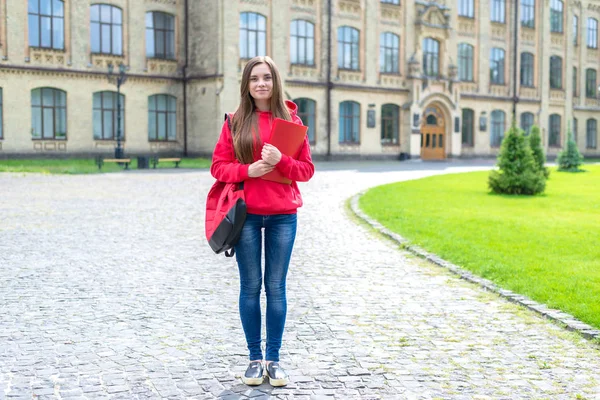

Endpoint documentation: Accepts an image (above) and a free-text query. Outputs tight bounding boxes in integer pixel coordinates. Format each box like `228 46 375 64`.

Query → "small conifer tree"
557 124 584 172
489 120 546 195
529 125 550 178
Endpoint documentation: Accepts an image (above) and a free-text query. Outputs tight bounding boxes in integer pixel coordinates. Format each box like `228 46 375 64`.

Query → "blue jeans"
234 213 297 362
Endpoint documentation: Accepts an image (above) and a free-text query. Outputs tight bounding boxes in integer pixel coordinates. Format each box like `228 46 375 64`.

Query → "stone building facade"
0 0 599 159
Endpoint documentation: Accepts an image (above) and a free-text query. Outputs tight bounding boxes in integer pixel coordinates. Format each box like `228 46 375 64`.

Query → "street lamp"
107 63 128 159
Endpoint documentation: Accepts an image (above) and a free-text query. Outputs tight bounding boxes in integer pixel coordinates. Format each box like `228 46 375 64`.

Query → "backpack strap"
224 113 232 132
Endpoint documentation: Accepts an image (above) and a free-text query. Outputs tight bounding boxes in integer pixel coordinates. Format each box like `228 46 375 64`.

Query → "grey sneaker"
242 361 264 385
266 362 288 386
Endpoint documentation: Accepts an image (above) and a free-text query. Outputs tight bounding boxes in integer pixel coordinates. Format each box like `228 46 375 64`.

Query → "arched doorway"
420 105 446 160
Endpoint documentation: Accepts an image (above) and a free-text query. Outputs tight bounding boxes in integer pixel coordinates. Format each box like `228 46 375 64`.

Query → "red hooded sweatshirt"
210 100 315 215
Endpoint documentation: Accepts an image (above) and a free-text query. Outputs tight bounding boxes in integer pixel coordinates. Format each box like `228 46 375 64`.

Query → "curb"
350 192 600 342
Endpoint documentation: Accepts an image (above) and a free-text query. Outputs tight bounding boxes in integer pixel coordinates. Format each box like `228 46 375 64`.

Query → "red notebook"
261 118 308 184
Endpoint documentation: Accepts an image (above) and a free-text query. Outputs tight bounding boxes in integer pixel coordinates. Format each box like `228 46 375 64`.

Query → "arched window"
338 101 360 144
586 119 597 149
380 32 399 73
91 4 123 55
31 88 67 140
240 12 266 59
146 11 175 59
549 114 561 147
148 95 177 141
461 108 474 146
422 38 440 76
490 48 505 84
588 18 598 49
550 0 563 33
338 26 360 70
490 110 505 147
93 91 125 140
520 112 534 135
458 43 474 81
28 0 64 49
290 20 315 66
381 104 400 145
294 98 316 144
550 56 563 89
520 52 534 87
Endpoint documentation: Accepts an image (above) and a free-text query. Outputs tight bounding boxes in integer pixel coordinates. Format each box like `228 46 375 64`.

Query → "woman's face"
248 63 273 102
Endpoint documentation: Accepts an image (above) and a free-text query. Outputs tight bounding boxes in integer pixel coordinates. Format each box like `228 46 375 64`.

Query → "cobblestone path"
1 162 599 400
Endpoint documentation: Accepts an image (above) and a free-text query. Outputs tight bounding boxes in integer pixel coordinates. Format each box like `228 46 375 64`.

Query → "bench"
152 157 181 169
96 157 131 170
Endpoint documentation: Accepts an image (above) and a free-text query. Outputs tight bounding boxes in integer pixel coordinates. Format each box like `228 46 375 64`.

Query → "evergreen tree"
557 124 584 172
529 125 550 178
489 120 546 195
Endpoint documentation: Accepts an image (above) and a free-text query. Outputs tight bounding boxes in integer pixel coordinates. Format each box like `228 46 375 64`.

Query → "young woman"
210 56 314 386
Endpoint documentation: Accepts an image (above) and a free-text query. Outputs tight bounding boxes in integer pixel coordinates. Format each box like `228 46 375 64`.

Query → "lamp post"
107 63 128 159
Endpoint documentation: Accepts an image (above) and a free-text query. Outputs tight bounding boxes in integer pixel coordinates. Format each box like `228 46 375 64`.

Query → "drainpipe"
326 0 332 158
182 0 189 156
512 0 519 121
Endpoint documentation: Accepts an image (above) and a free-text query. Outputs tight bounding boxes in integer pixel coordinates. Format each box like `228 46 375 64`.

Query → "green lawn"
0 158 211 174
359 165 600 330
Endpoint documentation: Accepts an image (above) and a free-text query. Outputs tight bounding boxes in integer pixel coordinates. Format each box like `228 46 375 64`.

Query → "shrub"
557 125 584 172
529 125 550 178
489 120 546 195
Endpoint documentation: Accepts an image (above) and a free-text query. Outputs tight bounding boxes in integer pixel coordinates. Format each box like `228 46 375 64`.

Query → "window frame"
337 26 360 71
294 98 316 145
380 32 400 74
93 91 125 141
521 0 535 28
520 112 534 135
490 0 506 24
31 87 67 140
490 48 505 85
28 0 65 50
381 104 400 146
146 11 176 60
549 114 561 147
458 43 474 82
549 56 563 89
458 0 474 18
148 94 177 142
490 110 506 147
0 88 3 139
573 67 578 97
587 118 598 149
380 0 400 4
422 38 440 77
461 108 475 147
91 4 123 56
550 0 564 33
520 52 534 87
290 20 315 67
338 101 360 144
586 68 597 98
588 18 598 49
574 15 579 46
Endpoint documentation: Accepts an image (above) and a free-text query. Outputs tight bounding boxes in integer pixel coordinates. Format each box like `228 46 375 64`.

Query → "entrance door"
420 106 446 160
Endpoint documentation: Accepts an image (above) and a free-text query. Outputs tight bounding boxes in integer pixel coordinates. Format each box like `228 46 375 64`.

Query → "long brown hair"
232 56 292 164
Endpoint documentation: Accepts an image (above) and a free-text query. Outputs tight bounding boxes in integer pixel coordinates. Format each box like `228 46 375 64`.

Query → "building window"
240 12 266 59
586 68 597 98
588 18 598 49
458 43 474 81
290 20 314 66
31 88 66 140
521 0 535 28
28 0 64 49
381 104 399 145
91 4 123 55
461 108 474 146
0 88 2 139
459 0 474 18
380 32 399 74
490 0 506 23
574 15 579 46
550 56 562 89
146 12 175 59
490 110 505 147
338 101 360 144
573 118 578 143
294 98 316 145
549 114 561 147
490 48 505 84
550 0 563 33
338 26 360 70
422 38 439 77
587 119 597 149
148 95 177 141
520 112 534 135
93 91 124 140
381 0 400 4
573 67 578 97
520 52 534 87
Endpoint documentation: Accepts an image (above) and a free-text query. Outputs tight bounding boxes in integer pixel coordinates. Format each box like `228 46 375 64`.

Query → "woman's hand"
261 144 282 165
248 160 275 178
